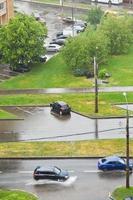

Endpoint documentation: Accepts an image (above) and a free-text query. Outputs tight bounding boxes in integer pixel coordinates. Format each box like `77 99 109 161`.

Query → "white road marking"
84 170 100 173
18 171 33 174
0 171 3 173
68 170 74 173
16 107 34 115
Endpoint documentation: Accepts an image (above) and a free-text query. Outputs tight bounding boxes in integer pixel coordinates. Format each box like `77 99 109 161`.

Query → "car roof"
104 156 123 162
36 166 56 172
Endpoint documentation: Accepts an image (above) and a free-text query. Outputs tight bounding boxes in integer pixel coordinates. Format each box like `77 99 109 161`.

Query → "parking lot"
0 105 132 142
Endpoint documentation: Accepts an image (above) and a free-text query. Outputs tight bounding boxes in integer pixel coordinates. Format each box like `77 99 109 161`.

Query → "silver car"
46 44 61 52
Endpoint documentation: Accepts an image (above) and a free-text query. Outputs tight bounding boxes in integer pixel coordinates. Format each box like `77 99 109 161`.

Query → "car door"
115 161 125 170
106 161 116 170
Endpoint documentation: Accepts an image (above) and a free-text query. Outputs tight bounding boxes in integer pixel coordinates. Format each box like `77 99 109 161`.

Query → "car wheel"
129 168 132 173
102 167 107 171
34 178 39 181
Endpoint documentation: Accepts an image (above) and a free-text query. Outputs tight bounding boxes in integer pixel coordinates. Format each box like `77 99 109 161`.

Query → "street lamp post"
123 92 130 188
94 56 98 113
71 0 74 37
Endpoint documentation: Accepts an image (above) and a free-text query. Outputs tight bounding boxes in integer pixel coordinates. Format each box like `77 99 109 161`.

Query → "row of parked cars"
10 55 47 73
45 19 87 53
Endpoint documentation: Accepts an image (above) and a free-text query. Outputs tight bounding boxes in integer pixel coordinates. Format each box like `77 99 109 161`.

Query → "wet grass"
0 109 17 119
0 45 133 88
0 189 38 200
103 46 133 86
0 139 133 157
112 187 133 200
0 92 132 117
0 54 92 89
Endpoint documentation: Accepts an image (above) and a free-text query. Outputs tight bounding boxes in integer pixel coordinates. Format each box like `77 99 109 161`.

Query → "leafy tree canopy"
0 13 47 68
87 6 104 26
61 29 109 74
98 15 132 55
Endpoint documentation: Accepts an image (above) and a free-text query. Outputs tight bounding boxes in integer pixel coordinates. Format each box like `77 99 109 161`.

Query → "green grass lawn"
105 46 133 86
0 54 92 89
0 189 38 200
0 139 133 157
0 92 132 117
112 187 133 200
0 109 17 119
0 45 133 89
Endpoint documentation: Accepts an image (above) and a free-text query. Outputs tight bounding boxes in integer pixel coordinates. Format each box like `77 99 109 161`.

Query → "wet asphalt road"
0 159 133 200
0 106 133 142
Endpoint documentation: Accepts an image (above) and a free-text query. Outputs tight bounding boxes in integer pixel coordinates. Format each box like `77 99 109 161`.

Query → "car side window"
107 161 116 164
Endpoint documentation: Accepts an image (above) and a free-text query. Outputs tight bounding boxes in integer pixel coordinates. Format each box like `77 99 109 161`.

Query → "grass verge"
0 109 17 119
0 46 133 89
0 93 132 117
112 186 133 200
0 139 133 157
0 189 38 200
0 54 92 89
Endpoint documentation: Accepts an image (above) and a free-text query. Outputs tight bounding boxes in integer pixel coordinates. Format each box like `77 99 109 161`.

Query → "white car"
73 25 85 33
46 44 62 52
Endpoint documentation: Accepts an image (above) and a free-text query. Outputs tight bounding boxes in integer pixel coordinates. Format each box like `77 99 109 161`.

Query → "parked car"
32 12 40 21
39 55 47 62
10 63 30 73
56 35 68 39
62 16 75 23
124 197 133 200
50 101 71 115
74 20 87 28
46 44 61 52
73 25 85 33
98 156 133 171
56 31 63 37
50 38 66 46
33 166 69 181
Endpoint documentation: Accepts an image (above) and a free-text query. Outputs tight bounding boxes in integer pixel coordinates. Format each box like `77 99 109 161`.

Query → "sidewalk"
0 86 133 95
15 0 133 12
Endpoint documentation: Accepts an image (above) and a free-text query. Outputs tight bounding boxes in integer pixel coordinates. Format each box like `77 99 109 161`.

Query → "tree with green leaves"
87 6 104 27
61 29 109 75
98 15 132 55
0 13 47 69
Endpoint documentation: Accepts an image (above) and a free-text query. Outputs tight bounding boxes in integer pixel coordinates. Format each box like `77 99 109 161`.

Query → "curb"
0 156 132 160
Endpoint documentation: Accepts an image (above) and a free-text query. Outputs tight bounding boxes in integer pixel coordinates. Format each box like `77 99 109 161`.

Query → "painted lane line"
18 171 33 174
68 170 75 173
16 107 34 115
83 170 100 173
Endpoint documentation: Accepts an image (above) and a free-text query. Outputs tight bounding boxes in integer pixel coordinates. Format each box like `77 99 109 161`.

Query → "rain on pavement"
0 1 133 143
0 106 133 142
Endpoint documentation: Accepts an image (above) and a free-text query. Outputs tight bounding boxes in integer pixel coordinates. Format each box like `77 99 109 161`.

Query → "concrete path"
0 86 133 95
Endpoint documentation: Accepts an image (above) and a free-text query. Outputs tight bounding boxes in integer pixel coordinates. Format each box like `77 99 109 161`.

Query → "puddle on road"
0 106 133 142
26 176 77 186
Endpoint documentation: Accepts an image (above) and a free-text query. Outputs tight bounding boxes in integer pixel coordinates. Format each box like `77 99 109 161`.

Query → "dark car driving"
50 101 71 115
33 166 69 181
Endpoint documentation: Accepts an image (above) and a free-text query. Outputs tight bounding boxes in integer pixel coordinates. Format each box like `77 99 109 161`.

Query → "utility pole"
60 0 64 32
71 0 74 37
94 57 98 113
123 92 130 188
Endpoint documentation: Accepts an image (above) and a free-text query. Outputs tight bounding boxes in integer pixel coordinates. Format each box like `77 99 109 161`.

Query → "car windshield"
54 167 61 175
101 158 106 163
